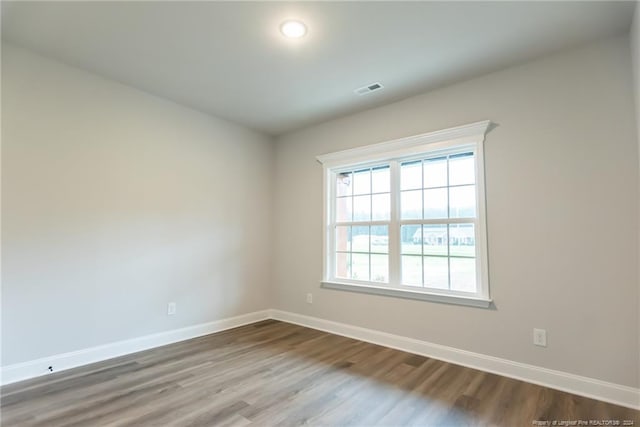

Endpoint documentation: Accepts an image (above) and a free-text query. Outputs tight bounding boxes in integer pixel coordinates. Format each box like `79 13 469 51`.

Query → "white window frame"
317 120 493 308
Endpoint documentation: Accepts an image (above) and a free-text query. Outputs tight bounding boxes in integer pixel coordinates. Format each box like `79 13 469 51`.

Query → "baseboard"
269 309 640 410
0 310 270 386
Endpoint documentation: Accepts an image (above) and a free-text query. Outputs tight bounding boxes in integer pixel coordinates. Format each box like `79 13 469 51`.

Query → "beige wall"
273 36 639 387
1 44 274 365
631 1 640 391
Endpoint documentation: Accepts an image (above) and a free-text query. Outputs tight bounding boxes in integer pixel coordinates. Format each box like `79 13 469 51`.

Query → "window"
318 121 492 308
334 165 391 283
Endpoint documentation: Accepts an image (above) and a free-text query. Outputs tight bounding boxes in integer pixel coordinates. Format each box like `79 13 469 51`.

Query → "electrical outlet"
167 302 177 316
533 328 547 347
306 293 313 304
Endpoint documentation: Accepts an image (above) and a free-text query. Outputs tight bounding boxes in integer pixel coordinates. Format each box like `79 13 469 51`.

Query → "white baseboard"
269 309 640 410
0 310 270 386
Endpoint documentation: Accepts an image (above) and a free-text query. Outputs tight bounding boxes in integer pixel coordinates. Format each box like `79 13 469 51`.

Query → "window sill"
320 281 493 308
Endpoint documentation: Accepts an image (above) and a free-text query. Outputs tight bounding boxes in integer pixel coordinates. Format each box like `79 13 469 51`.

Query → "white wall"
630 1 640 392
273 36 639 388
1 44 274 366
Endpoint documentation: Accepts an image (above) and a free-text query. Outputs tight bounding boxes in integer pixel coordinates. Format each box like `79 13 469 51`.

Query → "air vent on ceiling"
354 82 384 96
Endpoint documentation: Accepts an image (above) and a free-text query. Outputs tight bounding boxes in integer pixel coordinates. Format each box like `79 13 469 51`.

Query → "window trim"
317 120 493 308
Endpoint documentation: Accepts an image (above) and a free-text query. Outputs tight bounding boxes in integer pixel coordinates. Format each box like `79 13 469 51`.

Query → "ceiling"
1 1 636 136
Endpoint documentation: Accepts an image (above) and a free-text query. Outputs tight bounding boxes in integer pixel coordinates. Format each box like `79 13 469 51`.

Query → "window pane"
335 226 351 252
402 255 422 286
372 166 390 194
401 161 422 190
353 169 371 195
336 196 352 222
351 226 370 252
351 253 370 281
353 195 371 221
450 257 476 292
449 224 475 257
424 188 448 219
449 185 476 218
401 190 422 219
423 225 448 256
372 193 390 220
371 226 389 253
336 172 352 197
424 156 447 188
336 252 350 279
401 225 422 255
424 256 449 290
449 152 475 186
371 254 388 283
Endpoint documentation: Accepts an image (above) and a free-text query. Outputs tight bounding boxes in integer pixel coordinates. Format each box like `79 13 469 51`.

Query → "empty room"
1 1 640 426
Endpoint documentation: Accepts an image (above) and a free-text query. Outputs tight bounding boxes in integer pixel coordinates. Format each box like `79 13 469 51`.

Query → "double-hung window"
318 121 492 308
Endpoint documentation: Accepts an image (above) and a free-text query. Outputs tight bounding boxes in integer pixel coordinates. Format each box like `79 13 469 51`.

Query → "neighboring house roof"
412 227 474 239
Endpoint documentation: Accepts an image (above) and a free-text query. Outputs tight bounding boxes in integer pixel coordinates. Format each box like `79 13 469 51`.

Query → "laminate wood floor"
1 320 638 426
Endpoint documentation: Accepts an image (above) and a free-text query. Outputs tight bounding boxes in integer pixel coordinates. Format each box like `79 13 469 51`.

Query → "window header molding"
316 120 493 168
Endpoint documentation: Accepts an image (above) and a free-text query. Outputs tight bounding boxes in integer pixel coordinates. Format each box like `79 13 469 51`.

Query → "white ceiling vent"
354 82 384 95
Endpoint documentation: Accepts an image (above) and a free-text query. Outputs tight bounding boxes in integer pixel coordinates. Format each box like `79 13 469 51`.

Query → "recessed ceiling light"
280 20 307 38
